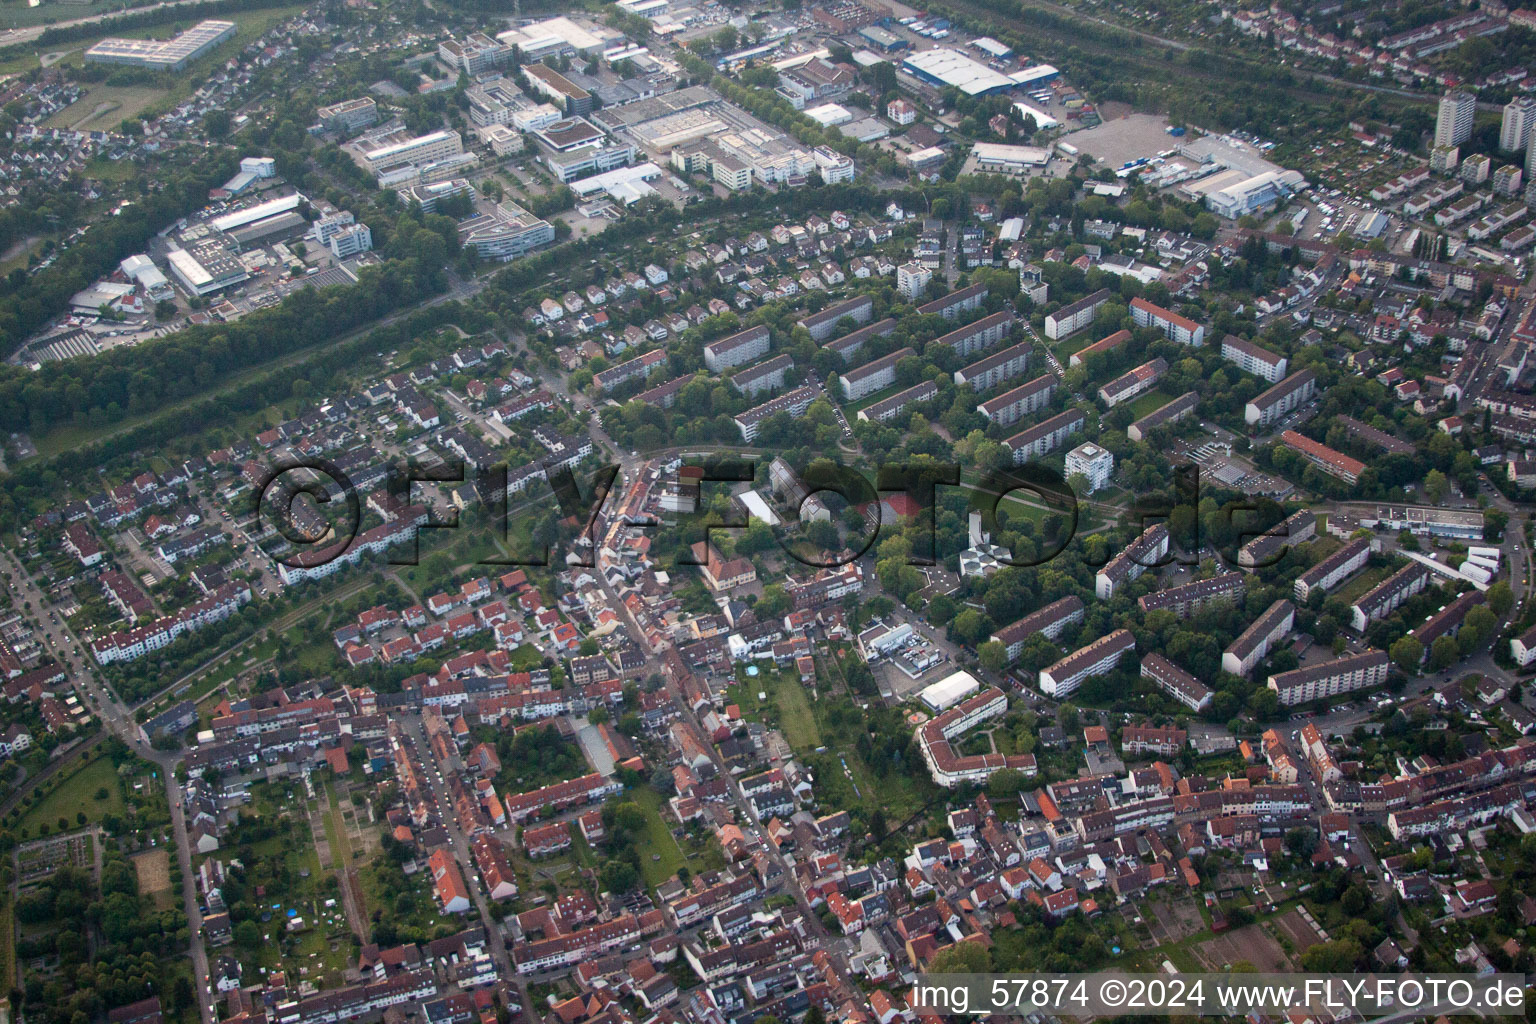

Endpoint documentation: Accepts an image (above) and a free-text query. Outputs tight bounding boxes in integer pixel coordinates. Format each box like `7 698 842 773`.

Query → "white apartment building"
896 262 932 300
1039 629 1135 698
1064 442 1114 493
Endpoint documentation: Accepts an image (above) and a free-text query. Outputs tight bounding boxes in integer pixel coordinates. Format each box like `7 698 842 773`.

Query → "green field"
1335 563 1390 605
15 753 125 834
1125 388 1177 419
45 82 165 130
726 663 821 750
629 786 703 889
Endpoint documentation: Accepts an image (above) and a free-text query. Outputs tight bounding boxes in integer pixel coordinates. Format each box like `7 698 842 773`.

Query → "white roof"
903 48 1014 95
209 193 305 233
1011 101 1060 129
972 142 1052 166
803 103 853 127
738 489 781 527
918 670 981 711
569 162 663 196
1010 63 1058 84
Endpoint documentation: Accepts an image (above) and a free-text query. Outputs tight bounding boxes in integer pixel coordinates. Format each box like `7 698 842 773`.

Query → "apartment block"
955 342 1031 392
1222 599 1296 677
1004 408 1084 465
1040 629 1135 698
978 373 1056 426
1268 649 1390 705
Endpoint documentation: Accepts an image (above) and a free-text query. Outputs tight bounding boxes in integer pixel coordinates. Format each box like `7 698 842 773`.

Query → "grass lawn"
726 662 822 750
1125 389 1177 419
629 786 698 890
45 83 165 130
1335 563 1389 605
16 754 125 834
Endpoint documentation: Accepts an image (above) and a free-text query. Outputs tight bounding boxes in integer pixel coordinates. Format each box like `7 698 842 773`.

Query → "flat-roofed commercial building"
1044 288 1112 340
1222 599 1296 677
1280 430 1366 484
990 595 1084 662
1350 563 1431 631
840 347 913 401
359 130 464 176
1245 368 1317 427
800 295 873 342
524 62 594 115
1004 408 1083 465
1127 391 1198 442
86 19 236 70
1140 653 1211 711
1220 334 1287 383
317 97 378 135
955 342 1031 391
978 373 1055 426
1294 537 1372 602
166 242 248 296
1268 649 1389 705
1131 297 1204 345
438 33 509 75
456 202 555 262
1040 629 1134 698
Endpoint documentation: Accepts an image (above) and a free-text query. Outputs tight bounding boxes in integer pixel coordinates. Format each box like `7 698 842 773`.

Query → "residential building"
1130 297 1204 345
979 373 1056 426
1268 650 1390 705
1096 523 1169 599
955 342 1031 392
990 596 1085 662
1004 408 1084 464
1064 442 1114 493
839 348 913 401
1436 90 1477 148
1140 653 1211 711
1220 334 1287 383
1294 537 1371 602
1222 599 1296 677
1039 629 1135 698
1350 563 1431 631
1244 369 1317 427
1044 288 1112 340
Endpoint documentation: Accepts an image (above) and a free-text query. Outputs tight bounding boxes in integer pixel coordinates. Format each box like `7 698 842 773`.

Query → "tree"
1423 469 1449 504
928 940 992 974
1429 635 1459 672
1390 635 1423 675
204 109 231 139
987 767 1025 798
1488 580 1514 617
1284 827 1317 858
978 640 1007 674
